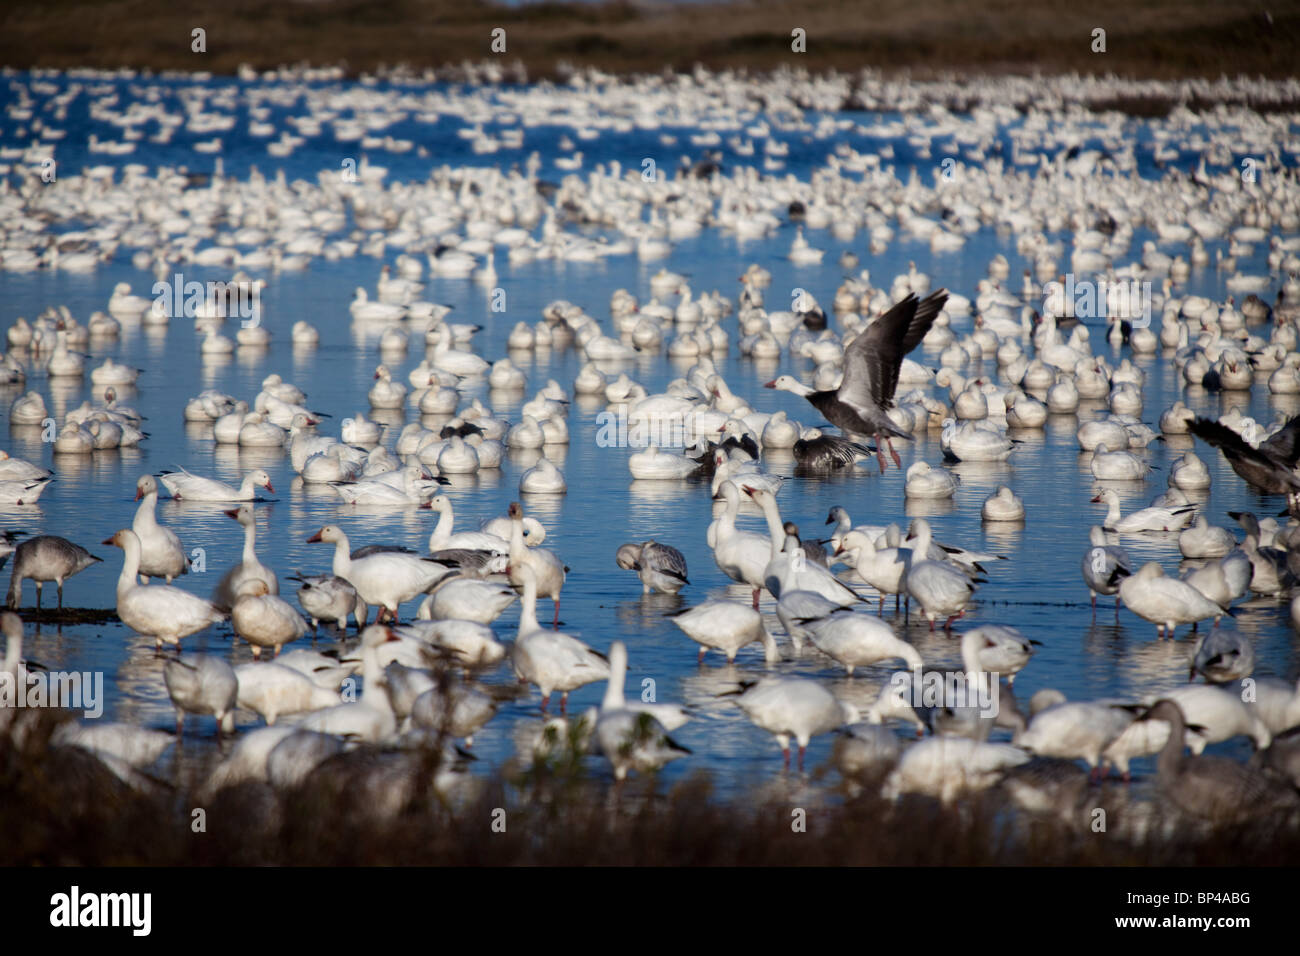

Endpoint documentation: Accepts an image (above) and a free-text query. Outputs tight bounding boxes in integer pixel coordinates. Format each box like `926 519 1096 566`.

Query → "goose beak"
763 380 776 389
1090 495 1102 502
223 509 239 520
101 536 116 546
134 487 143 501
306 531 323 543
742 486 757 498
264 481 274 493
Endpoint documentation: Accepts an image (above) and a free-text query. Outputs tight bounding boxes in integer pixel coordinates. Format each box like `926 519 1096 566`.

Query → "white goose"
160 466 273 502
745 486 861 606
163 654 238 736
669 600 777 663
1118 562 1224 638
211 505 279 612
307 525 451 624
882 737 1029 803
295 625 401 742
805 612 923 675
510 564 609 712
1091 488 1194 533
234 662 342 725
132 475 188 583
506 502 565 626
728 677 859 770
593 641 692 780
232 580 308 659
710 480 776 608
903 518 978 630
104 529 224 650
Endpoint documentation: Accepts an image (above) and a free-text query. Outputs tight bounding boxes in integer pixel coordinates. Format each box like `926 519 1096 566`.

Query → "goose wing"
839 290 947 414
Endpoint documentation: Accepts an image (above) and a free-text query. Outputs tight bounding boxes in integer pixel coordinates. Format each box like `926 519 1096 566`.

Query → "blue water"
1 69 1298 797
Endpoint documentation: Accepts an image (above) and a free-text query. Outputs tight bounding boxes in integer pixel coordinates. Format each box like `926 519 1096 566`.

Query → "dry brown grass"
1 0 1295 80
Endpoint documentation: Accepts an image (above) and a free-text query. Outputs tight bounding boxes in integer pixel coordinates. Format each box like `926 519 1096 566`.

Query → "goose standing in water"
507 501 566 625
903 518 978 630
765 290 948 473
5 535 101 609
509 564 608 712
593 641 691 780
1081 526 1131 613
211 505 279 613
669 600 778 663
615 540 689 594
1138 699 1300 823
163 654 238 736
132 475 188 583
1118 562 1224 638
291 573 363 631
295 625 402 743
104 529 224 650
725 676 860 770
307 524 451 624
232 580 309 659
745 486 860 606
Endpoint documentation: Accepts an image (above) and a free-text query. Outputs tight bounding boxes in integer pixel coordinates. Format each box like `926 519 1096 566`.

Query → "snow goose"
1188 413 1300 495
1138 699 1299 823
163 654 238 736
510 565 608 712
765 290 949 472
903 519 978 630
417 576 516 625
307 525 451 623
103 529 224 650
792 431 873 470
368 364 407 409
669 600 777 663
726 677 860 770
882 737 1029 803
295 625 402 742
1089 443 1150 481
408 679 497 746
593 641 692 779
1013 689 1135 781
961 625 1037 685
982 486 1024 522
132 475 188 583
1178 515 1235 559
940 418 1015 462
628 445 701 479
5 535 101 609
805 612 922 675
1169 452 1211 491
399 617 507 668
211 505 278 612
1188 623 1254 683
1090 488 1193 533
53 722 173 769
835 529 908 612
423 495 508 554
904 461 958 499
1118 562 1224 638
506 502 565 625
235 662 341 725
232 580 308 659
1081 526 1132 611
745 486 860 605
519 455 566 494
160 466 272 502
615 541 689 594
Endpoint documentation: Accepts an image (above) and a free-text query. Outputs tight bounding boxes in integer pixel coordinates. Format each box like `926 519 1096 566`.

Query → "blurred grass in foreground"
1 0 1297 80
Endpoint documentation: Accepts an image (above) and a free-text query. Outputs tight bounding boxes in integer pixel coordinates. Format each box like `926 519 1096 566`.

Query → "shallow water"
1 71 1298 798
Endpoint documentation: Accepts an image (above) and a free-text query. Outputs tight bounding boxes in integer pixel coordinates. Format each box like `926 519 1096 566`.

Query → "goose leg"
539 693 550 713
751 588 760 609
782 746 791 769
57 581 64 609
560 692 569 715
885 437 901 469
34 583 41 608
797 745 806 772
552 599 560 628
697 646 706 664
874 435 887 474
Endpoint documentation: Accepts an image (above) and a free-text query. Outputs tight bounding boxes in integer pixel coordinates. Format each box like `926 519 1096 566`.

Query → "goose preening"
593 641 691 780
961 625 1038 685
1188 623 1254 683
234 662 342 726
103 529 224 650
766 290 949 472
725 676 860 770
307 524 451 624
417 576 517 625
5 535 101 609
804 612 923 675
163 654 238 736
510 564 608 712
615 540 689 594
1138 699 1300 824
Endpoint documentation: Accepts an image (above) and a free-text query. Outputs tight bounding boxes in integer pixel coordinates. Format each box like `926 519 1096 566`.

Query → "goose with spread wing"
766 290 948 472
1188 413 1300 494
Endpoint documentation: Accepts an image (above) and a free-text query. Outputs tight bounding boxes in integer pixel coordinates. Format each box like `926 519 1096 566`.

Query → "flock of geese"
0 66 1299 830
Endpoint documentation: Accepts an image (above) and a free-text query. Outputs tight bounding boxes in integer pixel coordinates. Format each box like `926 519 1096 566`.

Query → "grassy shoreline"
1 0 1297 82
